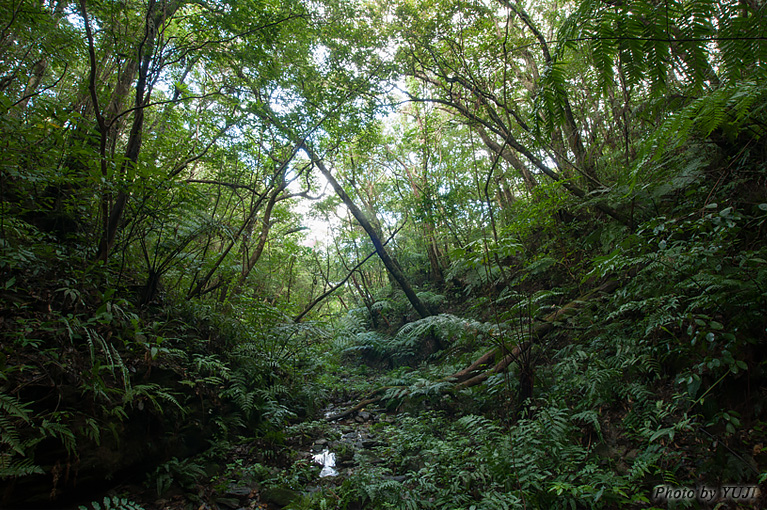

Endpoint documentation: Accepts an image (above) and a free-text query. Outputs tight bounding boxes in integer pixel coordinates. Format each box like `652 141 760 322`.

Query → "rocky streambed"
143 402 404 510
69 400 409 510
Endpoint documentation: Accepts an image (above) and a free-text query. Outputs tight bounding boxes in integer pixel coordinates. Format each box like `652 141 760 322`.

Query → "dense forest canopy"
1 0 766 508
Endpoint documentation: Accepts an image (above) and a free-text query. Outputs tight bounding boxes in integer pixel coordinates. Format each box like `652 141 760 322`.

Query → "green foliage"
343 312 503 368
447 236 518 295
638 80 767 174
591 203 767 378
2 0 767 507
0 392 44 478
395 313 479 351
556 0 765 95
350 404 642 509
149 456 208 497
78 496 145 510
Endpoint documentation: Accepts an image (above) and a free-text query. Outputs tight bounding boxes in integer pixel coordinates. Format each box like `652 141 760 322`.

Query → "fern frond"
0 392 32 424
0 456 44 478
572 410 603 441
455 414 500 440
78 495 145 510
395 313 494 352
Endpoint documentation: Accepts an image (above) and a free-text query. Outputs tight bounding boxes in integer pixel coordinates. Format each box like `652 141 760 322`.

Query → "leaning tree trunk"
301 142 432 319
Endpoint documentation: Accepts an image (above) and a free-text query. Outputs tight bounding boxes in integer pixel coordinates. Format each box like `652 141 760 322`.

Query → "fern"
370 299 391 313
124 383 185 414
0 455 44 478
0 392 32 425
455 414 501 440
78 496 145 510
395 313 493 353
361 478 404 502
407 378 453 399
0 391 44 479
415 291 446 308
572 410 603 441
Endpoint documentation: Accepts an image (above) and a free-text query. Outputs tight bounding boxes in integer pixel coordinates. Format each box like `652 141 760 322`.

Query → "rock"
361 439 381 448
226 485 253 497
357 450 384 464
358 411 371 421
593 442 616 459
261 486 300 507
382 475 407 482
216 496 242 509
315 438 328 446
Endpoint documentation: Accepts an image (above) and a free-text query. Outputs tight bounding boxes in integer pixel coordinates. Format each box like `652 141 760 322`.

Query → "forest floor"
102 370 410 510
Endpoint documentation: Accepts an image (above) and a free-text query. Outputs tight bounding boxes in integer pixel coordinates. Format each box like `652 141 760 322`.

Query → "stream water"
312 449 338 477
304 405 393 482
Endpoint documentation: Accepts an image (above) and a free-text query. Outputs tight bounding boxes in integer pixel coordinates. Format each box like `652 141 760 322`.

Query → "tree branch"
294 222 406 322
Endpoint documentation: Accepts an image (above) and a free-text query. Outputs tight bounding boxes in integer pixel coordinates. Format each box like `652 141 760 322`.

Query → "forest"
1 0 766 508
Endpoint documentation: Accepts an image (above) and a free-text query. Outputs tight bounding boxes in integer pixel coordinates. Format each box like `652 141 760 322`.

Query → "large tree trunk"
301 142 432 319
93 0 182 262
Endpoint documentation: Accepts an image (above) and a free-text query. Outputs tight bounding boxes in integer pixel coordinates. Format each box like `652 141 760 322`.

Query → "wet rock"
217 485 256 509
593 442 617 460
315 438 328 446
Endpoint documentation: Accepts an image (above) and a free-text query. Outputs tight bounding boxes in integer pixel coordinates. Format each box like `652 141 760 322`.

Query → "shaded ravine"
253 402 401 509
179 402 400 509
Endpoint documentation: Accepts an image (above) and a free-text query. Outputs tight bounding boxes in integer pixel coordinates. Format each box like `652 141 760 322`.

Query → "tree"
387 0 631 224
301 141 432 318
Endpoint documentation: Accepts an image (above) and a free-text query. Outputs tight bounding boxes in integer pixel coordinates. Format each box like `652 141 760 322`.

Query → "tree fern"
395 313 494 352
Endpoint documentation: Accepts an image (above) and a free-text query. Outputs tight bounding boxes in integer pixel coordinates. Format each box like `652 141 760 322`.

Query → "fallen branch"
454 342 532 390
325 279 620 416
324 387 393 421
325 396 384 421
445 278 619 387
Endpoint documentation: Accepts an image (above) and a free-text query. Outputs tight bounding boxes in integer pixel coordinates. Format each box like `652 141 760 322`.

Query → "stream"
307 406 391 477
205 402 400 510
